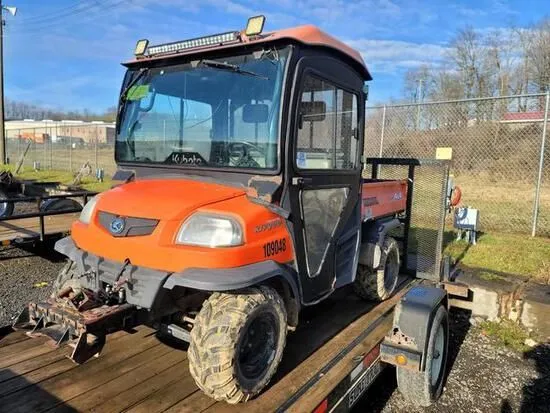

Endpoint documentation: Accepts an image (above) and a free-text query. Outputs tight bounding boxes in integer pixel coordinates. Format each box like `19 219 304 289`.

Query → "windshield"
116 47 290 171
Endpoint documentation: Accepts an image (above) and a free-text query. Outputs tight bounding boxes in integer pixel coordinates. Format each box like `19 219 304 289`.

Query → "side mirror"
301 101 326 122
299 101 327 129
243 103 269 123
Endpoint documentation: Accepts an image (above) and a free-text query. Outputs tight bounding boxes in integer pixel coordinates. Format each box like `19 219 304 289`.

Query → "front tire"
353 236 400 301
188 286 287 404
396 305 449 406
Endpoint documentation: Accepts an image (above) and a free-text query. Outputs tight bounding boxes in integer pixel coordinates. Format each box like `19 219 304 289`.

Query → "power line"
7 0 129 34
10 0 89 24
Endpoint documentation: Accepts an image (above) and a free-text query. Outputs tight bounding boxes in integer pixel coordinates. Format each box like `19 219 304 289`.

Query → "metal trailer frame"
0 188 95 245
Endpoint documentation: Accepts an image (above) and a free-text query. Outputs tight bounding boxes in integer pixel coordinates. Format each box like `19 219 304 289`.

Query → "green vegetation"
3 167 112 193
478 319 532 353
445 233 550 284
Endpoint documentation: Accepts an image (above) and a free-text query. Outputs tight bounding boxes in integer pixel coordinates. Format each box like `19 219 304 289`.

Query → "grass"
2 167 112 193
478 319 532 353
445 232 550 283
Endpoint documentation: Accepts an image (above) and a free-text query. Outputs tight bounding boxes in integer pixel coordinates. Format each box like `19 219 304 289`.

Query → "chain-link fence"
4 123 117 176
366 93 550 237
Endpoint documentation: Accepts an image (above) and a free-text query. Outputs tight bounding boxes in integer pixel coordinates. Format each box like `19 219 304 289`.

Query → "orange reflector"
313 399 328 413
2 240 10 246
395 354 407 365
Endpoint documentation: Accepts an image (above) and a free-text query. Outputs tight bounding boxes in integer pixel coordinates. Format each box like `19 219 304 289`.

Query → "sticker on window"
297 151 307 168
127 84 150 101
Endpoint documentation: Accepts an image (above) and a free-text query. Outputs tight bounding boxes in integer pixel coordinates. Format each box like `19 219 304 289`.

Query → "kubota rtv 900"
15 16 449 406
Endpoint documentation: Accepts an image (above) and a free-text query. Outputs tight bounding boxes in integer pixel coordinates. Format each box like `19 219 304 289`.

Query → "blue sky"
2 0 548 112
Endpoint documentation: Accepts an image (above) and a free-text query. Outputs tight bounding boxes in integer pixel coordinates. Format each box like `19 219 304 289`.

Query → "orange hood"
96 178 246 221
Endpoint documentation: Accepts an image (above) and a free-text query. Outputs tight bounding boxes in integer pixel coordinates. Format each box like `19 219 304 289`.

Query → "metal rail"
0 190 95 242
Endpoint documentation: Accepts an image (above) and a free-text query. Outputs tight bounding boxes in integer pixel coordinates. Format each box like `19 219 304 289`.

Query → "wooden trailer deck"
0 213 79 245
0 281 415 413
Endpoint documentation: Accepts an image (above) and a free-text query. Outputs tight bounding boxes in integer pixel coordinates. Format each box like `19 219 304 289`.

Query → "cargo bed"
0 279 417 413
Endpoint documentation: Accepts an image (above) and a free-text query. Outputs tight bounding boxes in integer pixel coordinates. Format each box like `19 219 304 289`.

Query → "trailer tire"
188 286 287 404
396 305 449 407
40 198 82 213
0 189 14 218
353 237 400 301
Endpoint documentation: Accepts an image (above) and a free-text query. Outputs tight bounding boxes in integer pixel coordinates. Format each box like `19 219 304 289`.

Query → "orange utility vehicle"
15 17 451 408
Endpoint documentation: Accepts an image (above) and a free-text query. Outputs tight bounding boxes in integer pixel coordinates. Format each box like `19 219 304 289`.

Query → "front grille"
97 211 159 237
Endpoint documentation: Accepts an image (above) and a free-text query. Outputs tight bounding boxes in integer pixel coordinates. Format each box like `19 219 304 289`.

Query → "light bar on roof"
147 31 240 56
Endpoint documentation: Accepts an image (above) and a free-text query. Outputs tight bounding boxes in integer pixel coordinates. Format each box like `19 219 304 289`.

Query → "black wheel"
40 198 82 213
396 305 449 407
353 236 400 301
51 260 79 299
0 189 14 218
188 286 287 404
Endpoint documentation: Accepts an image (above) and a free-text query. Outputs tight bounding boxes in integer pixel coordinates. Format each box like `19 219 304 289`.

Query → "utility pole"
0 1 16 164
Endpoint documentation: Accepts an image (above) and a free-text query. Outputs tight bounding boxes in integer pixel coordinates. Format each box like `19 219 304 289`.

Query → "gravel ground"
0 243 66 326
356 309 550 413
1 245 549 413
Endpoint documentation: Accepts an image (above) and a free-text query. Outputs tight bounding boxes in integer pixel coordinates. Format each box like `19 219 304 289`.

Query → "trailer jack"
13 299 137 364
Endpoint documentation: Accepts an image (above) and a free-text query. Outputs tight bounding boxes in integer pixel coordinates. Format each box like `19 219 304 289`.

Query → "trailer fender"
380 286 447 371
359 217 401 269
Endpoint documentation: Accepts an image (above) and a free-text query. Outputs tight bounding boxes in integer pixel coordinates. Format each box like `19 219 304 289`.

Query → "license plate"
347 359 382 408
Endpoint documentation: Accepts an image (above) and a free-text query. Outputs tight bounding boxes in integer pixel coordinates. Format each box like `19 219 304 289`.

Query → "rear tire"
0 189 14 218
353 236 400 301
396 305 449 406
188 286 287 404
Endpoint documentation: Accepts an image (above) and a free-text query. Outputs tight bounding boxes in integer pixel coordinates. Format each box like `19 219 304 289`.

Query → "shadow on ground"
501 343 550 413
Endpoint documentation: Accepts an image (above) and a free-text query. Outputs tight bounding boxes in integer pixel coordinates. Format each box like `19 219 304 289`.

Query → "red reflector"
313 398 328 413
363 345 381 368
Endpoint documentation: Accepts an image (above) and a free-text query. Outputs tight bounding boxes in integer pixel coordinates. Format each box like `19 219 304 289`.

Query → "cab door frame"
284 51 365 304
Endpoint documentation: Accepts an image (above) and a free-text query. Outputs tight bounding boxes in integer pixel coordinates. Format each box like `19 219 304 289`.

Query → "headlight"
79 195 99 224
176 213 243 247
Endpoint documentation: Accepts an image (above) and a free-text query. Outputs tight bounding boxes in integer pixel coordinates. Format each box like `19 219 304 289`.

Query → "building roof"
125 25 371 80
502 111 545 122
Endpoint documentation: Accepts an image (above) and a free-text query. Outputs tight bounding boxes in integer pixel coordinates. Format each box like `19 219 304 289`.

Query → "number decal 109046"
263 238 286 257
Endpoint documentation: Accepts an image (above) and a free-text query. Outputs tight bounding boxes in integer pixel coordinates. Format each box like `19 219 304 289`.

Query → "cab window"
296 75 358 170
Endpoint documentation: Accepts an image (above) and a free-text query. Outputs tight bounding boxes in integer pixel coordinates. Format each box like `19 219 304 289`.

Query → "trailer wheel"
188 286 287 404
40 198 82 213
353 236 400 301
396 305 449 407
0 189 14 218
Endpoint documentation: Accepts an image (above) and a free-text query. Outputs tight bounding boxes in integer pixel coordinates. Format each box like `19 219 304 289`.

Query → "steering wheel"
227 141 265 168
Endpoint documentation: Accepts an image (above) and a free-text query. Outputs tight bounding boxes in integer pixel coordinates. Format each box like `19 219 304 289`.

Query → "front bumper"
55 237 300 309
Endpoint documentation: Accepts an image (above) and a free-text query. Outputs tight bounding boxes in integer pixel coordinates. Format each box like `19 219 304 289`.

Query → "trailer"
0 172 95 245
1 156 464 412
0 278 435 413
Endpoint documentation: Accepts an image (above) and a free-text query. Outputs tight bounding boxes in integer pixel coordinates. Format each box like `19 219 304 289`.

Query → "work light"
147 32 239 56
245 15 266 36
134 39 149 57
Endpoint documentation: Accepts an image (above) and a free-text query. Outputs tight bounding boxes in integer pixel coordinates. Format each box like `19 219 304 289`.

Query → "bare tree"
525 18 550 94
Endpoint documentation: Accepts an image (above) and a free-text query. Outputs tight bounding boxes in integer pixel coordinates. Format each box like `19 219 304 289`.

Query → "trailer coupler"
13 300 137 364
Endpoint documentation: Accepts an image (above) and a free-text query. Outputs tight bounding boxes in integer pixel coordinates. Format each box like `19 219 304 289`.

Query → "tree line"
4 99 117 122
403 17 550 105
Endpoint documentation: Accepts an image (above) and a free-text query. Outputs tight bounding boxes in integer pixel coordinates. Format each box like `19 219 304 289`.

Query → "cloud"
347 39 449 74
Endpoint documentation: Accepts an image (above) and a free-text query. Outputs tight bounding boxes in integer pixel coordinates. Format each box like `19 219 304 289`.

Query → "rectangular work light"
134 39 149 57
147 31 240 56
245 15 266 36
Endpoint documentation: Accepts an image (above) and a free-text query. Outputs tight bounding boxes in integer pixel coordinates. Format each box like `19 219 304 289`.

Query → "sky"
2 0 548 112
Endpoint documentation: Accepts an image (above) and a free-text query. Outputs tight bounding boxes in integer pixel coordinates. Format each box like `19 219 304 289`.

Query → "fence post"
95 125 99 172
69 135 73 172
379 104 386 157
532 91 550 237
